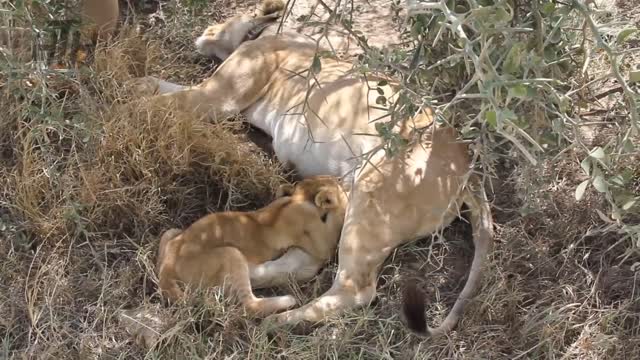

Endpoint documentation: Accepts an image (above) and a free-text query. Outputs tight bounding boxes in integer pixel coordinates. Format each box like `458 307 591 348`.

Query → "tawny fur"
192 0 356 61
195 0 284 60
1 0 118 64
80 0 119 42
155 175 348 316
128 10 494 336
254 0 285 17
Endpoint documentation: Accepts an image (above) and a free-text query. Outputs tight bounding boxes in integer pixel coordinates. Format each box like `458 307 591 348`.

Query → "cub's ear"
314 189 338 209
276 183 295 198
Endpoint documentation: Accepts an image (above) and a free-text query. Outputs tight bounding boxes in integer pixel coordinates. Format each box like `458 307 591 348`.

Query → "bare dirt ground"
1 0 639 359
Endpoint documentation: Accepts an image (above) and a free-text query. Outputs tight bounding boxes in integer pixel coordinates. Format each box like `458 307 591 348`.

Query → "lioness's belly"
245 100 379 180
273 125 357 178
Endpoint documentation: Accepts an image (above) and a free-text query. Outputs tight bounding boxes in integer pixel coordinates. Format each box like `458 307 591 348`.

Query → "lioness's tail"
157 228 184 301
402 176 493 337
255 0 285 17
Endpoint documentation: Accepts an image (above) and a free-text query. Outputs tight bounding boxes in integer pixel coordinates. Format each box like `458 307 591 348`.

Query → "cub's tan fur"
129 4 494 336
80 0 119 42
156 175 347 315
1 0 118 64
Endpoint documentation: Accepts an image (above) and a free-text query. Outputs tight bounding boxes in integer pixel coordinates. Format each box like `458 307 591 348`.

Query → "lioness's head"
195 0 284 61
276 175 348 233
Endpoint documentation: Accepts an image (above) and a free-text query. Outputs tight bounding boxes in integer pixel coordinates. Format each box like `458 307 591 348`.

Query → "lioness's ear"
276 184 295 198
314 189 338 209
255 0 285 17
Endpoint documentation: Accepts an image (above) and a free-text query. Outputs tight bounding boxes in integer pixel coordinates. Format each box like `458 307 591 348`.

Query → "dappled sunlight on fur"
1 0 638 358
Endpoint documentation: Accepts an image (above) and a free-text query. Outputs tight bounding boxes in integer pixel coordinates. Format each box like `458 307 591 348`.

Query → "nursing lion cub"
156 175 347 316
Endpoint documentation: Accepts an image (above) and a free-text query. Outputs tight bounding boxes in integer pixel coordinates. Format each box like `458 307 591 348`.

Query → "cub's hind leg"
250 247 324 289
203 247 298 316
156 228 185 302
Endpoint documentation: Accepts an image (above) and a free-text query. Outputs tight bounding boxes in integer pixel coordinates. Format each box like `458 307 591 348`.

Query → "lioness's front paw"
277 295 298 311
124 76 161 97
261 309 301 331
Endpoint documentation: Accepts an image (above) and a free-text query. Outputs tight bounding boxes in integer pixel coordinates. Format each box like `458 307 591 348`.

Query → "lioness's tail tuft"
257 0 285 16
401 178 493 337
402 280 428 336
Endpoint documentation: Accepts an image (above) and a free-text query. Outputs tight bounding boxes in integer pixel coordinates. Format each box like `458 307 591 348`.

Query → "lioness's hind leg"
263 199 392 328
216 247 297 315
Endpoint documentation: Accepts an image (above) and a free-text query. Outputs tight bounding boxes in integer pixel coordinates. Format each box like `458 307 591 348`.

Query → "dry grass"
1 0 639 359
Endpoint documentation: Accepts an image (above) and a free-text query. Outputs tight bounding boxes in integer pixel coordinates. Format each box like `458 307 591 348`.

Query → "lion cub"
156 175 347 315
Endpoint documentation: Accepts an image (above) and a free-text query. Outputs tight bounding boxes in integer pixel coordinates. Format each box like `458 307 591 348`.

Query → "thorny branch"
404 0 639 250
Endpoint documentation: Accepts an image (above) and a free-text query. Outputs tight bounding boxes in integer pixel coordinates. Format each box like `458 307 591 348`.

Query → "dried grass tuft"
0 0 638 359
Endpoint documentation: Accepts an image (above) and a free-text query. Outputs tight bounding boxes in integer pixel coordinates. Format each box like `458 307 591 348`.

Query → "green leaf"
541 2 556 16
589 146 605 159
623 139 635 152
622 199 637 211
296 15 310 22
630 70 640 83
311 55 322 73
552 118 564 135
591 163 603 177
501 109 517 120
592 175 608 193
455 4 468 13
609 175 625 187
611 207 622 221
375 122 390 136
504 42 526 75
375 96 387 105
486 110 497 128
575 180 589 201
595 208 613 223
556 4 572 16
548 30 562 44
580 157 591 176
494 7 512 24
617 28 638 43
557 94 571 113
621 169 635 182
508 84 529 99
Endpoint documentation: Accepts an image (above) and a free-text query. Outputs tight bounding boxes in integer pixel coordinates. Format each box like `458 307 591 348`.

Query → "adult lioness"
156 175 348 315
130 4 493 337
